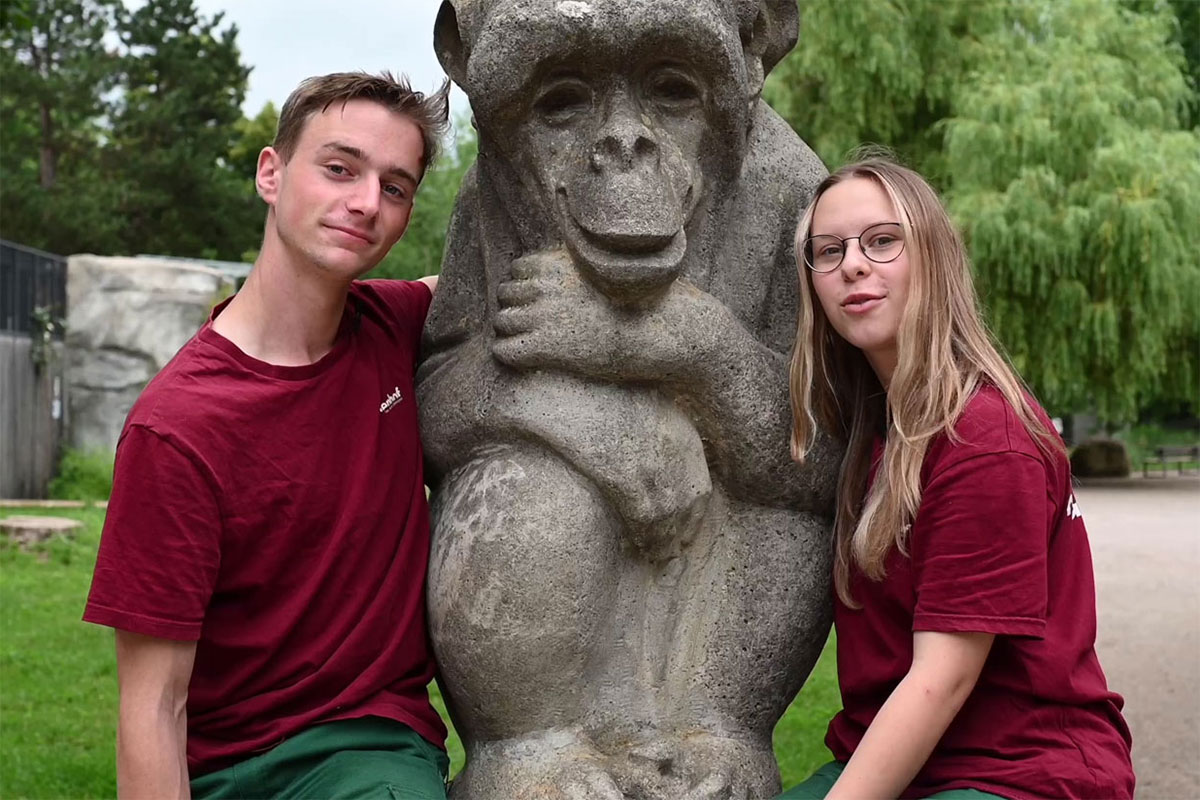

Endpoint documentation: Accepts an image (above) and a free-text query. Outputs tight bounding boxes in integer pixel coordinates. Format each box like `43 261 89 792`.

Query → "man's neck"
211 247 352 367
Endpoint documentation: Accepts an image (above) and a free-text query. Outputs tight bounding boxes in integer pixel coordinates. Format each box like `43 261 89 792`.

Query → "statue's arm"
630 282 838 511
491 252 837 510
416 172 500 485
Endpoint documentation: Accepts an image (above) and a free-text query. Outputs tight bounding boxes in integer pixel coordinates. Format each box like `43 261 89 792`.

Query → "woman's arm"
825 630 994 800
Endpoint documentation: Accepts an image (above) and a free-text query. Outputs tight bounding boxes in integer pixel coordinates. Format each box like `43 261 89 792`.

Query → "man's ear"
256 146 284 206
434 0 469 89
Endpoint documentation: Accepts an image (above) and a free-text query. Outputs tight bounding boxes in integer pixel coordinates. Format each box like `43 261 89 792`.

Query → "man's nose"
346 178 380 218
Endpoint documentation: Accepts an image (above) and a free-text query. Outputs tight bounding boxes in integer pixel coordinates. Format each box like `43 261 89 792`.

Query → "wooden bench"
1143 444 1200 477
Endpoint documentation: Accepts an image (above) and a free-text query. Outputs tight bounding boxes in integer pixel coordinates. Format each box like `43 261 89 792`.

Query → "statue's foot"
449 730 625 800
607 732 781 800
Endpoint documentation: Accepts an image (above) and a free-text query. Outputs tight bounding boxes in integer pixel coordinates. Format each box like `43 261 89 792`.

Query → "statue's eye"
535 80 592 124
645 67 703 110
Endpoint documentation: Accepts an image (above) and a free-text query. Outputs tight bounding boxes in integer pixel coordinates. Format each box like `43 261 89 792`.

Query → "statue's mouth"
556 189 691 296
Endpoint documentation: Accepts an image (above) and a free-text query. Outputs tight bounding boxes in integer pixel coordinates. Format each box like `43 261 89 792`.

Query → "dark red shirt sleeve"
911 450 1049 638
365 279 433 354
84 424 223 641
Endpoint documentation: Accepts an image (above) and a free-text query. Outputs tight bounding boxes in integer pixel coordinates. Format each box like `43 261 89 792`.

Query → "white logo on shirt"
379 386 404 414
1067 493 1083 520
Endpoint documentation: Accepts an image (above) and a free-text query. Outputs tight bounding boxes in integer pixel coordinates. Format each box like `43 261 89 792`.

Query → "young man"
84 72 451 799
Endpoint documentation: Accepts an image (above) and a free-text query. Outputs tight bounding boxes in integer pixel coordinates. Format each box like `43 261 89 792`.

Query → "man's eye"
327 164 349 176
384 184 408 200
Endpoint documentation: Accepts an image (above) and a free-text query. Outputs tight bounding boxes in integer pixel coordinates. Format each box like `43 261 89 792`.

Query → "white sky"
176 1 468 118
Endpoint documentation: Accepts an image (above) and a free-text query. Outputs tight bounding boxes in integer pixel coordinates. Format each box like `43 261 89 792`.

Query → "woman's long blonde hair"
789 156 1062 606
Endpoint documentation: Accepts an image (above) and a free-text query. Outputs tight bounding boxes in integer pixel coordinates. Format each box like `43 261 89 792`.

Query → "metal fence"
1 239 68 498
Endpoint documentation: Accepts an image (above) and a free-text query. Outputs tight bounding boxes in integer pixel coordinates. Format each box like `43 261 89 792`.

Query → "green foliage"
1118 420 1200 466
766 0 1200 424
368 121 478 281
47 449 114 501
0 0 127 255
1 0 258 260
0 506 838 795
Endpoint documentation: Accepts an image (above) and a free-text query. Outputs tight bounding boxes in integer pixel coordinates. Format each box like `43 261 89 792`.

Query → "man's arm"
417 274 439 293
825 630 994 800
114 630 197 800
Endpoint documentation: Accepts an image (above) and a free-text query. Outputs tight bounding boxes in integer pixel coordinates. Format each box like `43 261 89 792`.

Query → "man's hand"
115 630 197 800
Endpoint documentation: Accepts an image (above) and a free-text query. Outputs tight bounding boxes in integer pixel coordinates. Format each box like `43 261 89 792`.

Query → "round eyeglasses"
802 222 905 273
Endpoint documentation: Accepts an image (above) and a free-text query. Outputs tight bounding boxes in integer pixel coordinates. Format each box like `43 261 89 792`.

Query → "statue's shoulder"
743 102 827 212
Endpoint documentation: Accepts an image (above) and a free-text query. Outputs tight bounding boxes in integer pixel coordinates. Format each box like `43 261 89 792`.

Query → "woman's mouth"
842 293 884 313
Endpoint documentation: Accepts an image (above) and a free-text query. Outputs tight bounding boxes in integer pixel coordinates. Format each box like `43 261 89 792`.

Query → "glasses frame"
802 221 906 273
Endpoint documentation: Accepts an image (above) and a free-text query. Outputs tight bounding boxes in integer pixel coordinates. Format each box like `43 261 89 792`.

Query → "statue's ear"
434 0 469 89
741 0 799 99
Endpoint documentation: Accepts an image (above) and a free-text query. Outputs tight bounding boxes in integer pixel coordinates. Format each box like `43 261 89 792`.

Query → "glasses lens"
805 235 844 272
862 223 904 263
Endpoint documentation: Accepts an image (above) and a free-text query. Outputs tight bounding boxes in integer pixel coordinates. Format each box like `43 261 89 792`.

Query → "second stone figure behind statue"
417 1 839 797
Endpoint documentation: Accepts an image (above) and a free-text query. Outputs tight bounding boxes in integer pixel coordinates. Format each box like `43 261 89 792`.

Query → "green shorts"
777 761 1007 800
190 716 449 800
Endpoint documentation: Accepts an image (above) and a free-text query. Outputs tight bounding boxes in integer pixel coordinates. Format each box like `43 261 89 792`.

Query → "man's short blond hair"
274 71 451 175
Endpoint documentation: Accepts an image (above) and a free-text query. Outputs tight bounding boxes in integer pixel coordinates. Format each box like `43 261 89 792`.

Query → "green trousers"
778 761 1008 800
190 716 448 800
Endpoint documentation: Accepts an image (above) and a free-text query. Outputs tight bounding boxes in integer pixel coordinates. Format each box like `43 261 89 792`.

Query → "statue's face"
464 0 751 297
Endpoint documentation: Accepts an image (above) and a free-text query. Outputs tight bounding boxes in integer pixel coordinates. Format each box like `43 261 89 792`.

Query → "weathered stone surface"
419 1 839 797
1 515 82 547
65 255 234 453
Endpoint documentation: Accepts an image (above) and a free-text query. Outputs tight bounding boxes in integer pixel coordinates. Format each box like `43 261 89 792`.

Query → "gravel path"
1078 476 1200 800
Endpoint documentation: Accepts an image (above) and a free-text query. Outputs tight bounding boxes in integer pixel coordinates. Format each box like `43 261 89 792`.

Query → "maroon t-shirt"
84 279 447 777
826 386 1134 799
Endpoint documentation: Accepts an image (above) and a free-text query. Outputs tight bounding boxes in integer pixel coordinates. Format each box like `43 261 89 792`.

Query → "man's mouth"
326 224 374 245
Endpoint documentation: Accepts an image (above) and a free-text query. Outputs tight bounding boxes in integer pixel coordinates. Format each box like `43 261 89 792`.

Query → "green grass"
46 450 114 502
0 507 836 797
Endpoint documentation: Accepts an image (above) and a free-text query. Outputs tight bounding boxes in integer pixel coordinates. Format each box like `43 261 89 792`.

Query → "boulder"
65 255 234 453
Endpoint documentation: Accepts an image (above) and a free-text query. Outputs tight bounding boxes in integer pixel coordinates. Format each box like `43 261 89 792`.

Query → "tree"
108 0 254 259
766 0 1199 423
1 0 262 260
0 0 126 254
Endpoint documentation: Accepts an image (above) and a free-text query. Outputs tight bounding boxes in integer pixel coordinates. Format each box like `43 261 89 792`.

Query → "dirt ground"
1078 475 1199 799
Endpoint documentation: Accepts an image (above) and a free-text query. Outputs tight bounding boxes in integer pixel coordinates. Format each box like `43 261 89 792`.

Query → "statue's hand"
493 249 618 374
493 249 723 383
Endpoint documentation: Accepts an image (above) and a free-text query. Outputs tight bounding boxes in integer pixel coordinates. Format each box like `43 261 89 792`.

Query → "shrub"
1069 438 1131 478
47 449 114 501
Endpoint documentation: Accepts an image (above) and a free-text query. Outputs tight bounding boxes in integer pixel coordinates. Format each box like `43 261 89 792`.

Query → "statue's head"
435 0 798 298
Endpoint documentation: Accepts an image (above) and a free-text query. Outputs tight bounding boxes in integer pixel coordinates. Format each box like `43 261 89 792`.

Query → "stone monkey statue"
417 1 839 797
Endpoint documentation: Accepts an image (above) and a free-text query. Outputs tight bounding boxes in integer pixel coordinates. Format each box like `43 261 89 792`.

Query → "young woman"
780 157 1134 800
